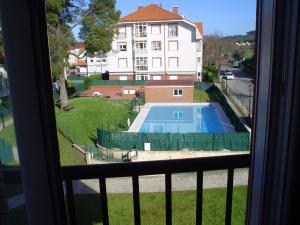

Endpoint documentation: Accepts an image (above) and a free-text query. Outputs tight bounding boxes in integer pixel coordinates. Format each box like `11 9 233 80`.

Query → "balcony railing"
1 154 251 225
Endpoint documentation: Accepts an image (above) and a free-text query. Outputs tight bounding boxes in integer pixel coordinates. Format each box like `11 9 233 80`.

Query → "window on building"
135 23 147 38
118 42 127 52
118 26 126 39
168 24 178 37
169 41 178 51
151 24 161 35
136 73 149 80
169 57 179 68
173 89 183 96
152 41 161 51
118 58 127 68
173 111 183 119
197 40 202 52
152 58 162 68
135 41 147 54
135 57 148 71
197 57 202 63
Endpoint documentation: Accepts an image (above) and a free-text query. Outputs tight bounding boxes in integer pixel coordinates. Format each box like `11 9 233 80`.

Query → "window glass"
168 24 178 37
152 41 161 51
135 57 148 71
118 26 126 39
169 57 178 67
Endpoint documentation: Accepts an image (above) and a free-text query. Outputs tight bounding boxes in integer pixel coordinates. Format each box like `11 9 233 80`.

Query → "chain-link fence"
0 139 14 165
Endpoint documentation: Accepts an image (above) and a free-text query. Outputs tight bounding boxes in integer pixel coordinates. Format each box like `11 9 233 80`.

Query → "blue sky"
74 0 256 39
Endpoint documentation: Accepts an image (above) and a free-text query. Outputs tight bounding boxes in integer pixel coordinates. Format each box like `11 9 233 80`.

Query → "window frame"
168 40 178 51
151 24 161 35
152 41 162 51
118 26 126 39
152 57 162 68
117 42 127 52
169 57 179 68
135 57 148 71
168 23 178 37
118 58 128 68
173 89 183 96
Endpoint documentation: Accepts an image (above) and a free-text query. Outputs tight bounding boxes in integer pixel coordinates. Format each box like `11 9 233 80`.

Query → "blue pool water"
139 105 229 133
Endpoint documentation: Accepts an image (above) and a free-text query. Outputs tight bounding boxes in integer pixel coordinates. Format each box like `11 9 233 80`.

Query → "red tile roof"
77 60 87 66
120 4 183 23
195 22 203 36
145 80 194 86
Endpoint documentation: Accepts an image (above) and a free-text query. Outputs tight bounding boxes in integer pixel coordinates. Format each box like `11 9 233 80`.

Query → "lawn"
0 124 85 166
193 89 211 102
55 97 131 144
9 186 247 225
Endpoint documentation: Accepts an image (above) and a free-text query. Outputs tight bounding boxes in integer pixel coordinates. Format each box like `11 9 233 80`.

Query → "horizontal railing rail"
1 154 251 225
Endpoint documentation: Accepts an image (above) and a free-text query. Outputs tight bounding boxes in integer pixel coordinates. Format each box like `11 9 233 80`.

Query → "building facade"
68 4 203 81
108 4 203 81
144 80 194 103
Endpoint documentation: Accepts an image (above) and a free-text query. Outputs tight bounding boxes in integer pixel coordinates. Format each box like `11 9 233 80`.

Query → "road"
220 66 254 117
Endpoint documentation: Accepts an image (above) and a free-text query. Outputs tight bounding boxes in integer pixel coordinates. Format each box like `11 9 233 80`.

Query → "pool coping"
127 103 235 133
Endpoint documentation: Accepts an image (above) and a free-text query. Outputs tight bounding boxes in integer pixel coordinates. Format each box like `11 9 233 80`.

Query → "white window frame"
135 23 147 38
168 41 178 51
118 42 127 52
135 57 148 71
151 24 161 35
118 26 126 39
152 57 162 68
168 24 178 37
135 41 147 54
152 41 161 51
118 58 127 68
136 73 150 80
119 76 128 80
173 89 183 96
169 57 179 68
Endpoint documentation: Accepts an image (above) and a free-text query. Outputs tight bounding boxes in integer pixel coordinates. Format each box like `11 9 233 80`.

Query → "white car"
224 71 235 80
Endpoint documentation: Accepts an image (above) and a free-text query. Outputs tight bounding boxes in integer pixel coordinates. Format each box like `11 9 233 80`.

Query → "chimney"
138 6 143 10
172 6 179 15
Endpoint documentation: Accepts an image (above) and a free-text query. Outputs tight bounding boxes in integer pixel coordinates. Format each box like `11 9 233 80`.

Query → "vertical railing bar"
165 173 172 225
65 180 77 225
132 175 141 225
225 168 234 225
196 170 203 225
99 177 109 225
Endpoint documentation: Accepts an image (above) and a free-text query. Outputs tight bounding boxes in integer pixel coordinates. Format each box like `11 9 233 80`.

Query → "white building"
0 66 9 98
68 4 203 81
68 43 108 76
108 4 203 81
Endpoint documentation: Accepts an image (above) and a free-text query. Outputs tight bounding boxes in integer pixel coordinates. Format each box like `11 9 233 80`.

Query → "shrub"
202 65 218 83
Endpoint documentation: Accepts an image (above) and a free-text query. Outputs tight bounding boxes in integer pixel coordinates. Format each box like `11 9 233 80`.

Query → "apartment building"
68 4 203 80
108 4 203 81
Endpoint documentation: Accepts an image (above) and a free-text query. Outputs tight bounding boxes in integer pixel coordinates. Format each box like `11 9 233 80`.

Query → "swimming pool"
129 103 235 133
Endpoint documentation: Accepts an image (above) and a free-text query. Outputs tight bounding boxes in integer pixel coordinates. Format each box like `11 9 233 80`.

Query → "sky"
74 0 256 39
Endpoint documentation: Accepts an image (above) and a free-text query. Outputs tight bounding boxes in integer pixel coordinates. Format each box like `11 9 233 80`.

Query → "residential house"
68 4 203 81
108 4 203 81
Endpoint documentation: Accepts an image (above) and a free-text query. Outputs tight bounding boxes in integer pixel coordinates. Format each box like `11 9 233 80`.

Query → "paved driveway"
72 169 249 194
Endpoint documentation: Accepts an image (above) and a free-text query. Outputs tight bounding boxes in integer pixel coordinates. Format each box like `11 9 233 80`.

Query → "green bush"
202 65 218 83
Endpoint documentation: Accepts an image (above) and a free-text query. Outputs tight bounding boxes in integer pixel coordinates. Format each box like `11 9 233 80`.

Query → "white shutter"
169 58 178 68
118 59 127 68
169 41 178 51
151 25 161 35
152 58 161 68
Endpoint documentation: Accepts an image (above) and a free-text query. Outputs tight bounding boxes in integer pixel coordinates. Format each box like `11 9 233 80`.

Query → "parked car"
224 71 235 80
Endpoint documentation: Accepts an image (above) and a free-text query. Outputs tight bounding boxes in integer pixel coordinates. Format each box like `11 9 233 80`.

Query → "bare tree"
203 34 235 74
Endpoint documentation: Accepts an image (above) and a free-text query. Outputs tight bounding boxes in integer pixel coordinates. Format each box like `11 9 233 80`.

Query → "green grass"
58 132 86 166
10 186 247 225
55 97 131 144
0 125 85 166
0 124 16 145
193 89 211 102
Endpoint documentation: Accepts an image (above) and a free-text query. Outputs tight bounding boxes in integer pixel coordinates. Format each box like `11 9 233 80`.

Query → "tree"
46 0 120 110
79 0 120 56
203 35 235 75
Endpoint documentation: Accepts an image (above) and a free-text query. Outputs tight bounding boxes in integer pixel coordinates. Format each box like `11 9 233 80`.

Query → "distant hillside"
223 31 255 43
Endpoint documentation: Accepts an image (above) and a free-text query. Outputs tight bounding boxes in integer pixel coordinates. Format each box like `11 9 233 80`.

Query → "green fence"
67 76 86 81
0 139 14 164
194 81 213 91
91 80 146 86
97 129 249 151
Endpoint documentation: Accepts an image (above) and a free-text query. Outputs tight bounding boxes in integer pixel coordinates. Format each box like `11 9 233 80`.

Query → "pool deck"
128 103 235 133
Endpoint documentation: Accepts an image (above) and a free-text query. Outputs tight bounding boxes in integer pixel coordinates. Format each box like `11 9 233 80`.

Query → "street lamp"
248 84 253 119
